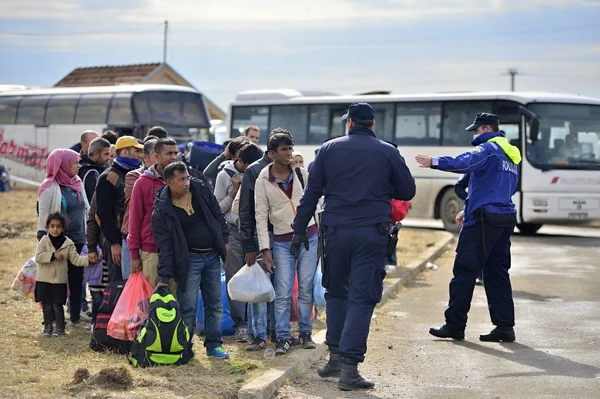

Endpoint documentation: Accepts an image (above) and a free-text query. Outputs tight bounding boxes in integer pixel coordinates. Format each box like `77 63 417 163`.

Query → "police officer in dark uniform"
415 113 521 342
290 103 415 391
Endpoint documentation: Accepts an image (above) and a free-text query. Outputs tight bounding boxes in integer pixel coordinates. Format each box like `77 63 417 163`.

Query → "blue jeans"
177 251 223 350
121 238 131 280
273 235 318 340
251 302 268 341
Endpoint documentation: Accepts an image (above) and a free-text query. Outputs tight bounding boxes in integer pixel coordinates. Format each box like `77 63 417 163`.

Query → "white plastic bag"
227 264 275 303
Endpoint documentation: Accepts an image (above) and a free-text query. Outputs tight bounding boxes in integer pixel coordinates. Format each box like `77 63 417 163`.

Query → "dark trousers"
42 302 65 331
224 226 248 330
103 238 123 283
322 225 388 363
90 291 103 325
445 224 515 330
67 243 85 323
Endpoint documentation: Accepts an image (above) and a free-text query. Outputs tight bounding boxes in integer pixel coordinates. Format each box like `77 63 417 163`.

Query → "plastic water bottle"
264 348 276 360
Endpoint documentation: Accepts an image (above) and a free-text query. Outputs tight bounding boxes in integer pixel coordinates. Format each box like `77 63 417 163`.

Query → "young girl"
35 212 93 337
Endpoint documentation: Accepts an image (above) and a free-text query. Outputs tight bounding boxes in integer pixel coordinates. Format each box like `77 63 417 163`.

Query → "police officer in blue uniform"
290 103 415 391
415 113 521 342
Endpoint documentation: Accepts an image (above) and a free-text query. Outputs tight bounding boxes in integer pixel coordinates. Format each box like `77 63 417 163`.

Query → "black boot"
317 346 341 378
429 324 465 340
337 358 375 391
480 327 515 342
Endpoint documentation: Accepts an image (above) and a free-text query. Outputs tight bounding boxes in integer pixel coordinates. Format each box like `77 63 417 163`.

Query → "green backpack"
128 286 194 367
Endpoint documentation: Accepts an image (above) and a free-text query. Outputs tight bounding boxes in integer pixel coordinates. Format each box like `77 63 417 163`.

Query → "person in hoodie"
121 137 159 279
415 112 521 343
213 142 263 343
96 136 143 283
128 138 179 289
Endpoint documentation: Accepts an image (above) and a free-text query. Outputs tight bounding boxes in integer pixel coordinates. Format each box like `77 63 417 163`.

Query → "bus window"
308 104 329 144
231 106 269 142
75 94 111 124
395 103 441 146
0 96 19 124
269 105 308 144
442 100 494 146
329 105 348 139
108 93 133 125
16 96 49 125
134 91 209 127
45 95 79 124
373 103 395 143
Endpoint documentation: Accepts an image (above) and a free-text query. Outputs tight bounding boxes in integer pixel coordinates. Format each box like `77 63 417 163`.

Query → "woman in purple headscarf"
37 149 90 326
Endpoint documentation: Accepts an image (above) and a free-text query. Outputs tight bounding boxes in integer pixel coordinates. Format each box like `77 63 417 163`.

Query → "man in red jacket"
127 138 179 288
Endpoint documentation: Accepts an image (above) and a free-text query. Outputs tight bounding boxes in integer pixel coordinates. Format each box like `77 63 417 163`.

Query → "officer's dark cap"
465 113 499 131
341 103 376 121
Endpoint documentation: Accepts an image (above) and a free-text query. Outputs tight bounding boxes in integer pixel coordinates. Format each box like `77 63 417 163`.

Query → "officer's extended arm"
292 151 326 234
433 145 494 174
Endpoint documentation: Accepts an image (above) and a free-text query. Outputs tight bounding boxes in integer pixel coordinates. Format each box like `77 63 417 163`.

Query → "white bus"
0 84 212 183
227 89 600 233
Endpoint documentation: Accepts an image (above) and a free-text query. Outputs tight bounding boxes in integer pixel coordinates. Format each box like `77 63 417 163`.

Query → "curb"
237 229 455 399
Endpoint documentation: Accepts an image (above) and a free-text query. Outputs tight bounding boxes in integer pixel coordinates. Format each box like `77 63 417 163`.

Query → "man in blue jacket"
415 113 521 343
291 103 416 391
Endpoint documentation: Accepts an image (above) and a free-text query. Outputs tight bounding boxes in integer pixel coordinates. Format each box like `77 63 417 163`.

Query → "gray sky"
1 0 599 110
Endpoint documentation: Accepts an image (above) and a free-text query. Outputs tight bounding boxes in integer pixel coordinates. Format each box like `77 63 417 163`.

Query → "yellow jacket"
35 235 90 284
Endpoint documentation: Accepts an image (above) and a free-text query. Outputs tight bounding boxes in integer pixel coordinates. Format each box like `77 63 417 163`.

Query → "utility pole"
508 68 518 92
163 20 168 64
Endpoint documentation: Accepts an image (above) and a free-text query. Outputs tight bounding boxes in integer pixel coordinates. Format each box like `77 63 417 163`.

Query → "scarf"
38 149 83 198
48 233 67 251
115 156 141 171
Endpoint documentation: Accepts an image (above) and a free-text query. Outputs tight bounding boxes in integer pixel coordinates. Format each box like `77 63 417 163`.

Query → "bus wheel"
439 189 463 233
517 223 543 235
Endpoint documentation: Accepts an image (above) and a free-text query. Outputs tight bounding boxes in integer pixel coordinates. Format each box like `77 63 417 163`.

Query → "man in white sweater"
254 130 319 355
213 143 263 343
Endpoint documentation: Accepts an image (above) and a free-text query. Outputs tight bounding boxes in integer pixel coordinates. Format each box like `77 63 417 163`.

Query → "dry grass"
0 190 439 399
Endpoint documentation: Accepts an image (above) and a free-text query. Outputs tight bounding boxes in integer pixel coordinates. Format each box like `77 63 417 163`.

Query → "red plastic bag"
107 273 153 341
290 273 316 322
391 200 410 222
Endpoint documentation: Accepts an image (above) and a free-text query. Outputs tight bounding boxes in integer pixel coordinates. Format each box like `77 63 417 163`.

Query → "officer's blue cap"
341 103 376 121
465 113 499 131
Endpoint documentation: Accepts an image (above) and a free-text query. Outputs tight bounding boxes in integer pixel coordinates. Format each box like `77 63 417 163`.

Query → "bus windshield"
526 103 600 170
133 91 209 128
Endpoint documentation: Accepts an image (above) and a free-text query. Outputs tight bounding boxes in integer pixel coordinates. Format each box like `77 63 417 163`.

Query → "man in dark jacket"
153 161 230 359
291 103 416 391
79 137 111 203
96 136 142 283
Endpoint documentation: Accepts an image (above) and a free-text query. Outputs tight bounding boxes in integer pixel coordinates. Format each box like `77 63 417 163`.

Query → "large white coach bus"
0 84 212 183
227 89 600 233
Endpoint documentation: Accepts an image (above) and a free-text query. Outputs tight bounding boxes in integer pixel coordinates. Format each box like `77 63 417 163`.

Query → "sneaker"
299 332 316 349
207 346 230 359
275 339 292 355
70 320 89 329
79 312 92 322
291 336 302 347
41 329 52 337
246 337 266 351
235 328 250 343
52 330 65 337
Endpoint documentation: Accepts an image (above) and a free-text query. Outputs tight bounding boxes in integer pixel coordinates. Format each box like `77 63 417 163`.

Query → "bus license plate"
568 213 588 221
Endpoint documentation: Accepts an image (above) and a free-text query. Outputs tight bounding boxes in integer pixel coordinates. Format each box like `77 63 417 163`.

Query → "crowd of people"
33 124 325 360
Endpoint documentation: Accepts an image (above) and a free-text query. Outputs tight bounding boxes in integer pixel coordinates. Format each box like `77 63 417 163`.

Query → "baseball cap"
341 103 376 121
115 136 144 151
465 113 499 131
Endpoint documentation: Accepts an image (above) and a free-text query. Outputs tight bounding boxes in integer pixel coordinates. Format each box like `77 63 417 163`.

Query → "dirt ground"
0 190 442 399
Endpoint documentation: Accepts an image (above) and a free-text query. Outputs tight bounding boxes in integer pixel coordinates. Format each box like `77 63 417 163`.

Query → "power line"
0 22 165 37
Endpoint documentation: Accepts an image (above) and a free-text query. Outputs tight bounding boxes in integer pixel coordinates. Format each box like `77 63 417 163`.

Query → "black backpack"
90 281 131 353
128 286 193 367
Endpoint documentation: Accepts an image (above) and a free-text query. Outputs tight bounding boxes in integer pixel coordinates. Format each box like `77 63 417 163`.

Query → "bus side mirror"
530 118 540 142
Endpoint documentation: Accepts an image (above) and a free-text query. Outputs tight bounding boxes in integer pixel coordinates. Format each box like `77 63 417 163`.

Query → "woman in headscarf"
37 149 90 327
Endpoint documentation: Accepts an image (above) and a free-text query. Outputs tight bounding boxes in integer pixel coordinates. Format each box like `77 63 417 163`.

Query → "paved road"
277 228 600 399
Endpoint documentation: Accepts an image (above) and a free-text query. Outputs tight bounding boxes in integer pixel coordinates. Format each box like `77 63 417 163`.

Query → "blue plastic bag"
196 270 235 336
313 262 326 308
